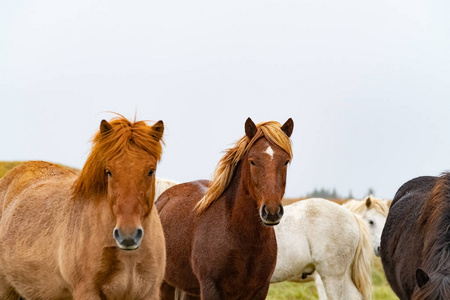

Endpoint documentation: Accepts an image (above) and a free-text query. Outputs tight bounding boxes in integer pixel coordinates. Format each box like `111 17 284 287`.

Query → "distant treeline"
306 187 374 199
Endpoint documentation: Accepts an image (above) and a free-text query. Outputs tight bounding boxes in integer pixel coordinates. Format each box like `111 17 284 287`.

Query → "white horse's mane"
343 195 389 217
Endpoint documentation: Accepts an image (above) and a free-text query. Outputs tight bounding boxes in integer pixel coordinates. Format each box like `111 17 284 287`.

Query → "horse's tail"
351 215 373 300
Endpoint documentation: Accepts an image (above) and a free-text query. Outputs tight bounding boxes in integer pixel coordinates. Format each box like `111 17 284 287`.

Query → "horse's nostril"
261 205 268 217
278 204 284 218
135 228 143 240
114 228 120 241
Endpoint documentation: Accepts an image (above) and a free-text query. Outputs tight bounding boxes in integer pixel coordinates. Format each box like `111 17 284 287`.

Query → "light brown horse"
156 118 294 299
0 116 166 299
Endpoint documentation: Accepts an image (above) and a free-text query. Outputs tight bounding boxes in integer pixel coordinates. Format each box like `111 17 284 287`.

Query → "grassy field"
267 257 398 300
0 161 397 299
0 161 23 178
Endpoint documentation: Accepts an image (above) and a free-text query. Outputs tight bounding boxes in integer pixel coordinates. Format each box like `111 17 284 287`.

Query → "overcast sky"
1 0 449 199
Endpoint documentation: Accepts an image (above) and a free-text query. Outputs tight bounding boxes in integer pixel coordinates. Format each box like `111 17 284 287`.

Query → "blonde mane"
344 195 389 217
72 116 164 199
196 121 293 214
351 214 374 300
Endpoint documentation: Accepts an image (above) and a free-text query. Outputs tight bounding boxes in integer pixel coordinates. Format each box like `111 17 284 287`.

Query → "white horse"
271 198 373 300
343 195 388 257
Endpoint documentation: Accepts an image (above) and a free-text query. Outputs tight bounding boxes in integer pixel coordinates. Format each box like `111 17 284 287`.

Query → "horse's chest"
219 261 273 299
98 256 152 299
215 246 275 296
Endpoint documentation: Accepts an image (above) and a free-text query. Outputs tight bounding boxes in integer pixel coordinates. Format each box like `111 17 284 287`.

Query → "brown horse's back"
156 180 209 295
0 161 77 299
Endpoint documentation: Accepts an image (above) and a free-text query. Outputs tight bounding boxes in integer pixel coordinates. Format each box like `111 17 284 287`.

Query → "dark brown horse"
381 174 450 300
156 118 293 299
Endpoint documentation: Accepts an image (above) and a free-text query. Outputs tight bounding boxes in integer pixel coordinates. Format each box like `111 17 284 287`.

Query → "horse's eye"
148 169 155 177
284 160 290 166
105 169 112 177
250 161 256 166
369 220 374 225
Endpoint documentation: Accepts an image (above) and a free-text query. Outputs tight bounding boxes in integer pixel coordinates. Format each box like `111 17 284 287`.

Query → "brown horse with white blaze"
156 118 294 299
0 116 166 299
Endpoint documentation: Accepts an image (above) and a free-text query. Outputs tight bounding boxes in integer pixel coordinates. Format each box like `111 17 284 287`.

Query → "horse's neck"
70 195 137 237
422 220 450 273
222 162 270 238
421 205 450 271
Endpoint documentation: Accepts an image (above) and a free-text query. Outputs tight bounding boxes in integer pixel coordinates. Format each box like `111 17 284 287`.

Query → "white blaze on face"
265 145 274 160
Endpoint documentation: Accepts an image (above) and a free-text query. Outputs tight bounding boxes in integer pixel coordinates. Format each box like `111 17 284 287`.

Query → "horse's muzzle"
374 245 380 257
260 204 284 226
113 227 144 250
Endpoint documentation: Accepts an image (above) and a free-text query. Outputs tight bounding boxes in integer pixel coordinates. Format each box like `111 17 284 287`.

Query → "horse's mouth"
259 204 284 226
262 220 280 226
374 246 381 257
120 247 139 251
117 244 140 251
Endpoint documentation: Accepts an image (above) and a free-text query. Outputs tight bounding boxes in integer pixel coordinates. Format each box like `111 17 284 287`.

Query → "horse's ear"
100 120 113 134
416 268 430 288
281 118 294 137
365 196 372 208
151 120 164 141
245 118 257 140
